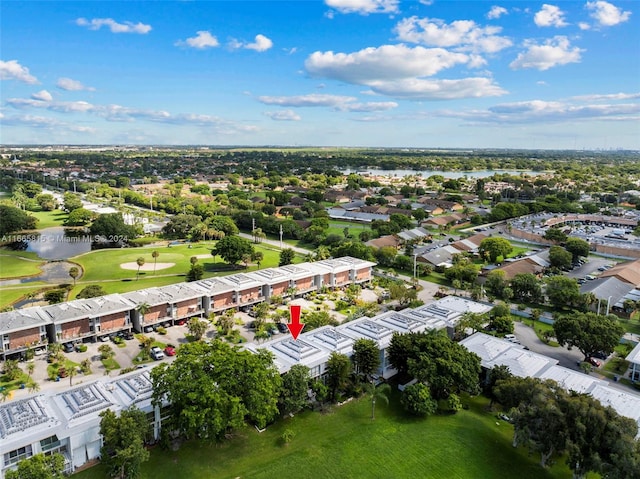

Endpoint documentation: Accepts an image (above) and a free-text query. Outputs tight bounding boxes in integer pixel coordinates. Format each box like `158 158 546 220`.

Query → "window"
4 445 33 466
40 435 60 451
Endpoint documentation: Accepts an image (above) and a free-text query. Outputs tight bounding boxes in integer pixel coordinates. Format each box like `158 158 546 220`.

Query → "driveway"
514 322 584 370
566 257 613 279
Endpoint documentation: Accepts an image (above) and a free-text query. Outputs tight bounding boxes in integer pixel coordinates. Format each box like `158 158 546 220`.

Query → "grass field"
73 393 587 479
0 253 44 278
29 209 68 229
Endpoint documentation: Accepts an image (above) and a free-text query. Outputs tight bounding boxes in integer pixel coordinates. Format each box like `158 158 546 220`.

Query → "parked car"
276 322 289 334
592 351 609 360
122 331 134 340
143 326 154 333
63 343 75 353
176 318 187 326
34 347 46 356
150 347 165 360
98 335 110 342
587 357 601 367
164 345 176 356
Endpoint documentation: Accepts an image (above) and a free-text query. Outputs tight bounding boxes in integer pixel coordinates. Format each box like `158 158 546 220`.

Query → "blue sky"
1 0 638 149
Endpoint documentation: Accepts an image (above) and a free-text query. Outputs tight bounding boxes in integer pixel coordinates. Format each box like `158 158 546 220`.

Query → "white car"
150 347 165 360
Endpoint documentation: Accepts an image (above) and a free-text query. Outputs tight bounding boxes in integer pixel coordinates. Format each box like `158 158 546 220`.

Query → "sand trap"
120 262 175 271
194 254 212 259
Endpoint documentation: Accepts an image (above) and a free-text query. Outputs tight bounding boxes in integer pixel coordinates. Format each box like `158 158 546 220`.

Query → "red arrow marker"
287 304 304 340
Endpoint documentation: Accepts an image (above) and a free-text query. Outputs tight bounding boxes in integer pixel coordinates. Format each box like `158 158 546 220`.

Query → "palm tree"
26 362 35 377
251 251 264 269
69 366 77 386
152 250 159 274
190 256 198 266
136 302 151 326
69 266 79 286
366 381 391 420
27 378 40 394
136 257 145 280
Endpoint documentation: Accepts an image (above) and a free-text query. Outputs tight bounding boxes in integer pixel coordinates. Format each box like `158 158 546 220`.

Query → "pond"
341 168 546 179
9 227 93 260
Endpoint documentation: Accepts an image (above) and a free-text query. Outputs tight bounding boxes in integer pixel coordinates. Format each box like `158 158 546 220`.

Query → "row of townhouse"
0 257 376 361
0 295 490 478
5 294 639 477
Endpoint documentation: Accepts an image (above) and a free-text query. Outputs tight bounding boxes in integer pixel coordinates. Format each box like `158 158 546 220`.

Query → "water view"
341 169 546 179
16 227 93 260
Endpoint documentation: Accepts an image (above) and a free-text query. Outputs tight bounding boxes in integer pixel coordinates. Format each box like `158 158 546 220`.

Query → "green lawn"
73 393 586 479
0 253 44 278
29 209 68 229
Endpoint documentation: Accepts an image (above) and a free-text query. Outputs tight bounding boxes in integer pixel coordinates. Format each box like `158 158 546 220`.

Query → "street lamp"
413 253 417 280
606 295 612 315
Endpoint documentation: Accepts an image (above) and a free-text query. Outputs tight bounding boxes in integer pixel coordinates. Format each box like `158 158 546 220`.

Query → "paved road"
514 322 584 370
238 232 312 255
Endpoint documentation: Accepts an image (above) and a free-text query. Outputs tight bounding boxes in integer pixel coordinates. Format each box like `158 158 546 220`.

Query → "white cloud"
306 44 470 83
175 31 220 49
75 17 151 34
570 92 640 101
365 77 507 100
510 36 583 71
394 17 512 53
264 110 302 121
229 34 273 52
437 97 640 124
0 60 38 84
487 6 508 19
418 0 434 5
534 4 568 27
31 90 53 102
56 77 95 91
305 44 508 100
586 1 631 27
335 101 398 112
578 22 591 30
325 0 399 15
0 114 96 134
258 93 357 107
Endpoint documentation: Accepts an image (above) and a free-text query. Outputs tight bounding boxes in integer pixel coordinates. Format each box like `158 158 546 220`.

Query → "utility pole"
279 224 283 249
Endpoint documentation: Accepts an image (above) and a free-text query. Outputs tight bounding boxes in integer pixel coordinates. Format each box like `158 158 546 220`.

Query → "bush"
156 326 167 335
77 344 88 352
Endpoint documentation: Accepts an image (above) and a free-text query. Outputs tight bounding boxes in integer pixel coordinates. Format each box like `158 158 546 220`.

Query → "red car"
176 319 187 326
587 357 601 367
164 346 176 356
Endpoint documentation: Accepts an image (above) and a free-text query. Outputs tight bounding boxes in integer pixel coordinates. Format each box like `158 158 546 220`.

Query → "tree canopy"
5 453 65 479
151 341 282 438
553 311 624 360
99 407 150 479
0 204 37 235
212 235 254 266
479 237 513 263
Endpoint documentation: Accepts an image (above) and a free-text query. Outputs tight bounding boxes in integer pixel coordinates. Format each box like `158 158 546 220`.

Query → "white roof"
538 365 606 394
626 341 640 365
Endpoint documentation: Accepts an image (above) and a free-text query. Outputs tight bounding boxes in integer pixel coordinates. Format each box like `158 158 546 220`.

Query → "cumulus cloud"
510 36 583 71
586 1 631 27
264 110 302 121
56 77 95 91
229 34 273 52
31 90 53 102
487 6 508 19
175 31 220 49
75 17 151 34
305 44 508 100
0 60 38 84
437 97 640 124
394 16 512 53
325 0 399 15
534 4 568 27
364 77 507 100
306 44 469 83
0 113 96 134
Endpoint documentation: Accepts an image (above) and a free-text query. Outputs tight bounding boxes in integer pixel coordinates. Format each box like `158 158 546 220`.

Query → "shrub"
281 429 296 445
77 344 88 352
156 326 167 335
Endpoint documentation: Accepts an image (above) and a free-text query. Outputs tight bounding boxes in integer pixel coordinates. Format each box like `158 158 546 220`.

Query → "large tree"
325 352 352 402
549 245 572 270
553 312 624 361
151 341 281 438
543 227 567 243
564 237 590 262
0 204 37 235
99 407 150 479
212 235 254 266
279 248 296 266
510 273 543 303
400 382 437 417
90 213 136 241
5 453 65 479
278 364 310 416
479 237 513 263
545 275 581 309
352 338 380 379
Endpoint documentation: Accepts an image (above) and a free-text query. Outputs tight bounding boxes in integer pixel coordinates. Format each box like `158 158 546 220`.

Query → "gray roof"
580 277 635 305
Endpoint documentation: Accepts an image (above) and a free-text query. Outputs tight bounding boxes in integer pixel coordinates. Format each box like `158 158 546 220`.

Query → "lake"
341 169 545 179
14 227 93 260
